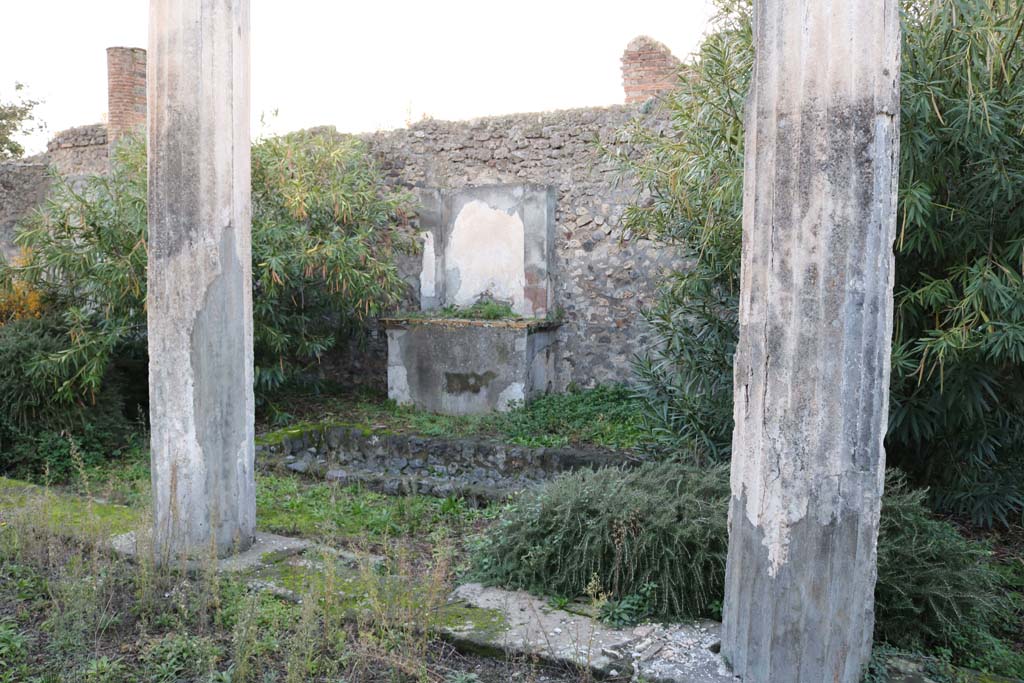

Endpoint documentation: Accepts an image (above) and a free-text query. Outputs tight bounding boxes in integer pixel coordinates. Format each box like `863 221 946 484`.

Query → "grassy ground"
1 384 1021 682
0 468 582 683
4 463 1021 683
259 384 649 450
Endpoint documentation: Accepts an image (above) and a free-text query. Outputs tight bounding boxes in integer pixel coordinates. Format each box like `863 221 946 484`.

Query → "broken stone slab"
109 531 312 573
441 585 1015 683
243 547 388 604
443 583 736 682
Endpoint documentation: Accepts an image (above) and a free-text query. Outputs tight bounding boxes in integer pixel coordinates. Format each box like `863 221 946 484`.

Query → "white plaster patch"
419 231 436 299
446 200 525 311
388 364 412 405
497 382 525 411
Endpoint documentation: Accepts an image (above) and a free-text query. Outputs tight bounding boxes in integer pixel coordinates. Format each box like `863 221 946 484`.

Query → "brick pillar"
621 36 681 104
107 47 147 148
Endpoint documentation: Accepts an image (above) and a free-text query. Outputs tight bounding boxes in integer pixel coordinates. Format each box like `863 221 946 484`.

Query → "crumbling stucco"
419 231 437 299
385 320 556 415
147 0 256 560
720 0 901 680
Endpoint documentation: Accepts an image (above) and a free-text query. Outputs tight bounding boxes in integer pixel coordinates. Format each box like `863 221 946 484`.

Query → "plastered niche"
418 184 555 318
446 200 525 310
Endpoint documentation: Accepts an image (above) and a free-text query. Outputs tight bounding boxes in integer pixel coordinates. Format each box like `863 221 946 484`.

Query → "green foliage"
615 0 1024 524
598 581 657 628
614 0 749 466
0 618 29 668
1 131 413 418
250 129 415 397
141 633 222 683
402 299 518 320
472 463 1022 674
495 384 648 449
445 674 481 683
259 384 647 450
0 82 42 160
81 656 128 683
1 140 149 407
876 475 1024 676
888 0 1024 527
861 646 965 683
255 474 488 541
0 316 86 436
471 461 731 620
0 315 135 482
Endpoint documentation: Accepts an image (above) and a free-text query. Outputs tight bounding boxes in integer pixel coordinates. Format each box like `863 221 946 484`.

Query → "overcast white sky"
2 1 717 155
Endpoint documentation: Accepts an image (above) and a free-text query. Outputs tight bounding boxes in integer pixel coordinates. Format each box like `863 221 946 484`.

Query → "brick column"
107 47 147 148
621 36 681 104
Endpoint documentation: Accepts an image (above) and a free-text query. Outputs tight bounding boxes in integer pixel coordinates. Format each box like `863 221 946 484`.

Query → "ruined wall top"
621 36 682 104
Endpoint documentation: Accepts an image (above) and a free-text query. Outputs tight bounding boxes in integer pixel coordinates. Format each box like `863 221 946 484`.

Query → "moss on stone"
256 420 380 446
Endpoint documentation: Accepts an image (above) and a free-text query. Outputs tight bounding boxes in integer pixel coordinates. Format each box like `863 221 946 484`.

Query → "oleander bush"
0 315 133 482
0 130 415 475
0 131 415 414
614 0 1024 526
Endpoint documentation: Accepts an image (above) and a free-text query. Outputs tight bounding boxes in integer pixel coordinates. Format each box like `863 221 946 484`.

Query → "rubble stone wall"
355 103 680 391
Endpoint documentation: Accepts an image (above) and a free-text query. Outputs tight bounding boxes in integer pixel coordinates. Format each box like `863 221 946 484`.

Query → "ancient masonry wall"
0 124 109 260
0 103 681 394
0 162 49 263
45 123 109 178
335 103 680 391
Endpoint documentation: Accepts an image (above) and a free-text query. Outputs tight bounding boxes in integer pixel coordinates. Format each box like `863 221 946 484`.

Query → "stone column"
721 0 900 681
147 0 255 560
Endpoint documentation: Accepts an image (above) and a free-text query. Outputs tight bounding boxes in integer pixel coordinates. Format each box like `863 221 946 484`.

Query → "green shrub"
472 463 1022 674
1 131 415 412
1 142 149 408
141 633 222 683
402 300 518 321
875 475 1024 676
250 129 416 398
471 461 730 619
0 316 78 437
615 0 1024 525
495 384 648 449
0 315 133 481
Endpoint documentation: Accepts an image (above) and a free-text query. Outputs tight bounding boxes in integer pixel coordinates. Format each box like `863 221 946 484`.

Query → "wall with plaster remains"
356 103 681 391
1 40 684 393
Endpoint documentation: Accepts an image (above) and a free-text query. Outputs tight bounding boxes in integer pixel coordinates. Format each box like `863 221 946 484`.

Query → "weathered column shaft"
721 0 900 680
147 0 255 559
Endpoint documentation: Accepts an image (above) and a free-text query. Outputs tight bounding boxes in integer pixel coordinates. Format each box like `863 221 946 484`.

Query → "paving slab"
109 531 312 572
442 584 1020 683
444 583 737 682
